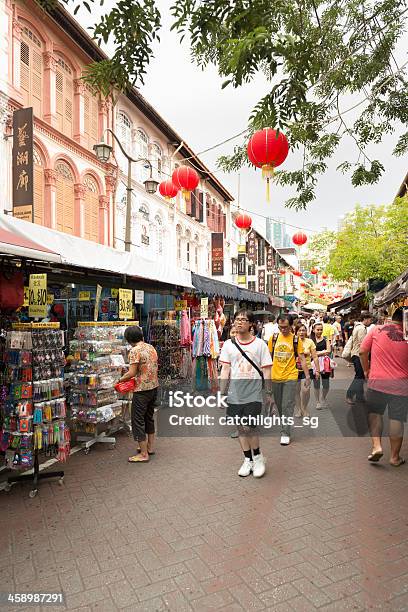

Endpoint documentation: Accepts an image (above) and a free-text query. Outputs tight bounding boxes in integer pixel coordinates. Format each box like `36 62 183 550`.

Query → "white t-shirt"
261 322 279 343
219 337 272 404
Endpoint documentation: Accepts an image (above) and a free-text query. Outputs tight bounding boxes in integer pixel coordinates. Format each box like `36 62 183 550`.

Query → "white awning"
0 214 193 289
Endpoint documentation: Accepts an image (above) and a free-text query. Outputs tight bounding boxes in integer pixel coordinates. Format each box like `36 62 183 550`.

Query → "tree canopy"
40 0 408 209
309 198 408 283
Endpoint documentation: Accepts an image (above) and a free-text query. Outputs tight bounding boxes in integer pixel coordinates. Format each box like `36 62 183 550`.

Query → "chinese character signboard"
175 300 188 311
266 246 274 271
28 273 47 318
237 244 247 285
211 232 224 276
134 290 144 304
200 297 208 318
119 288 133 320
258 270 266 294
247 230 257 263
13 108 34 222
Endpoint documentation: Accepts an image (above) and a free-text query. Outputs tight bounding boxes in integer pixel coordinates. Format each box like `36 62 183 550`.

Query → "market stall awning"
0 226 62 263
0 214 193 289
191 273 269 304
327 291 365 312
374 269 408 307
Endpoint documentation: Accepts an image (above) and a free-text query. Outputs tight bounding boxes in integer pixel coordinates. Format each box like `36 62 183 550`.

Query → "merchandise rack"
68 321 137 453
1 323 68 498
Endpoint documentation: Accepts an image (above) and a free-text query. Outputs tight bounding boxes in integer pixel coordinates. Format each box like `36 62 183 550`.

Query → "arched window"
117 112 133 171
55 161 74 234
20 24 43 117
155 215 163 256
56 55 73 138
83 175 99 242
84 84 99 150
139 205 150 245
139 204 149 220
33 147 44 226
136 130 149 182
176 225 182 266
151 143 162 180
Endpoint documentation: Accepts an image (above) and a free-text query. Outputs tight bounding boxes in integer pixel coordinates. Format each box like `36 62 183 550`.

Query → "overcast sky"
73 0 408 238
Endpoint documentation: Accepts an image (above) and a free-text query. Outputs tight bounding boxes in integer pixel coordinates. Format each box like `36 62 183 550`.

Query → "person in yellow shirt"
268 315 310 445
322 315 334 342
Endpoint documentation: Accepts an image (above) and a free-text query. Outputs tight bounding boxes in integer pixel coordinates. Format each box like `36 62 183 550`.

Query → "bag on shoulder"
341 335 353 361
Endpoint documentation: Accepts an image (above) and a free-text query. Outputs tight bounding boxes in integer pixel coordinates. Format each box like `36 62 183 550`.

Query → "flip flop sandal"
390 459 405 467
128 455 149 463
368 452 383 462
136 449 156 455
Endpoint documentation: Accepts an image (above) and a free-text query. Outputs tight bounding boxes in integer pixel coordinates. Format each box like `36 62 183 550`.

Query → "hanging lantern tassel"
262 164 274 201
182 189 191 203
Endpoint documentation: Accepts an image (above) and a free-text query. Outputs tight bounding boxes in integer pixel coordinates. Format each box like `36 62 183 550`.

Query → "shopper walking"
269 315 310 445
261 314 279 343
118 326 159 463
310 323 332 409
360 308 408 467
345 312 372 405
294 324 320 418
219 310 272 478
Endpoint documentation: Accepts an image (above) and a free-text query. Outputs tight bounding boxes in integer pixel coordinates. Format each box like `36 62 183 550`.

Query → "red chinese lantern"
292 231 307 247
322 281 327 286
319 293 324 298
172 166 199 202
300 282 306 287
310 267 318 275
279 269 286 275
293 270 302 277
235 213 252 230
321 273 328 279
247 128 289 200
304 289 309 294
159 180 178 200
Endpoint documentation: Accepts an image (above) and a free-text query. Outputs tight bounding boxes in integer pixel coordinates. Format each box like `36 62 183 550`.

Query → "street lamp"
93 129 159 252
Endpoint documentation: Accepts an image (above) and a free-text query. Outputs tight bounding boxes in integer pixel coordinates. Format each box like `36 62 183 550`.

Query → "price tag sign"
28 273 47 318
79 291 91 301
23 286 29 307
119 288 133 320
175 300 187 311
134 290 144 304
200 297 208 318
111 288 119 298
47 293 54 305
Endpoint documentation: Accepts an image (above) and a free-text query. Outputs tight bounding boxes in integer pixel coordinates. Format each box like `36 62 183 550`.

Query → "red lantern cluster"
235 213 252 230
322 281 327 286
321 273 328 279
300 282 306 287
310 267 318 275
172 166 199 202
279 269 286 275
292 231 307 247
246 128 289 200
159 180 178 200
293 270 302 277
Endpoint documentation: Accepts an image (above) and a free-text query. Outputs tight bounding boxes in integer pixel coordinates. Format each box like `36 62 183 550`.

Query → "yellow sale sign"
119 288 133 320
28 273 47 318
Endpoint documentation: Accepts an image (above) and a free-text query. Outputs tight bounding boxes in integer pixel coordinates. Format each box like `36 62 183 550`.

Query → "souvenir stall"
67 321 136 453
191 318 220 392
147 309 192 387
0 323 69 497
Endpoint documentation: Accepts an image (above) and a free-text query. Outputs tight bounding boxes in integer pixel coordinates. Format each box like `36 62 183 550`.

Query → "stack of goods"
68 323 128 442
0 325 70 470
192 319 220 391
147 310 192 386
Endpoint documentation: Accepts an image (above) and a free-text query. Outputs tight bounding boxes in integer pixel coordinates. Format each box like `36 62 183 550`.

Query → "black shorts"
367 389 408 423
298 369 315 381
226 402 262 428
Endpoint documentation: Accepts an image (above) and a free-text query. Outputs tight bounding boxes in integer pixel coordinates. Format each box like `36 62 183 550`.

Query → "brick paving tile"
64 586 110 609
174 571 207 600
258 583 300 606
322 561 361 583
162 590 194 611
227 582 266 610
318 591 368 611
136 578 178 602
85 568 126 589
185 557 215 582
108 578 139 608
265 566 304 588
292 577 332 607
236 566 271 593
148 561 189 583
323 577 363 602
190 589 236 610
58 569 84 595
201 571 242 594
288 595 318 611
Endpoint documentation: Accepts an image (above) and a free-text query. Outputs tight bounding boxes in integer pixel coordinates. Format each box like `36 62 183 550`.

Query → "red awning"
0 227 61 262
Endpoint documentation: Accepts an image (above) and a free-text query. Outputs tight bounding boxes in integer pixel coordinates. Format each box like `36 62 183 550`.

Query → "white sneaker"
280 435 290 446
252 453 266 478
238 457 253 477
316 402 323 410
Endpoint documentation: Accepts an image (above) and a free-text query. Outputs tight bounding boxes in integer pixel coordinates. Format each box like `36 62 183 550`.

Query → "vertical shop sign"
28 273 47 318
266 246 274 271
175 300 188 311
247 230 257 263
134 290 144 304
12 107 34 222
258 269 266 293
94 284 102 321
237 244 247 285
119 288 133 320
211 232 224 276
200 297 208 318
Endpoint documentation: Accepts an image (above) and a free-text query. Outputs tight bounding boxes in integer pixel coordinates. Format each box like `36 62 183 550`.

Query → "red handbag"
114 379 136 394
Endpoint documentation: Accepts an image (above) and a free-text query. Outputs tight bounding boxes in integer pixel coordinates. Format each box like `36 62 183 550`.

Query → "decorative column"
99 195 109 245
99 99 109 143
74 183 85 237
44 169 56 229
73 78 86 146
105 173 116 247
12 19 22 90
43 52 58 128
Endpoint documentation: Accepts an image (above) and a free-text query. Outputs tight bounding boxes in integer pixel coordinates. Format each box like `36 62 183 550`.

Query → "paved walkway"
1 362 408 611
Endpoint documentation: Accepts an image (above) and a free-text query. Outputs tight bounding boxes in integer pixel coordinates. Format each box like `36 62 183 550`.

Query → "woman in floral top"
118 326 159 463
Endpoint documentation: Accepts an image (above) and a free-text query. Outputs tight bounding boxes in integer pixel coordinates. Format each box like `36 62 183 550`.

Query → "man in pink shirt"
360 308 408 467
